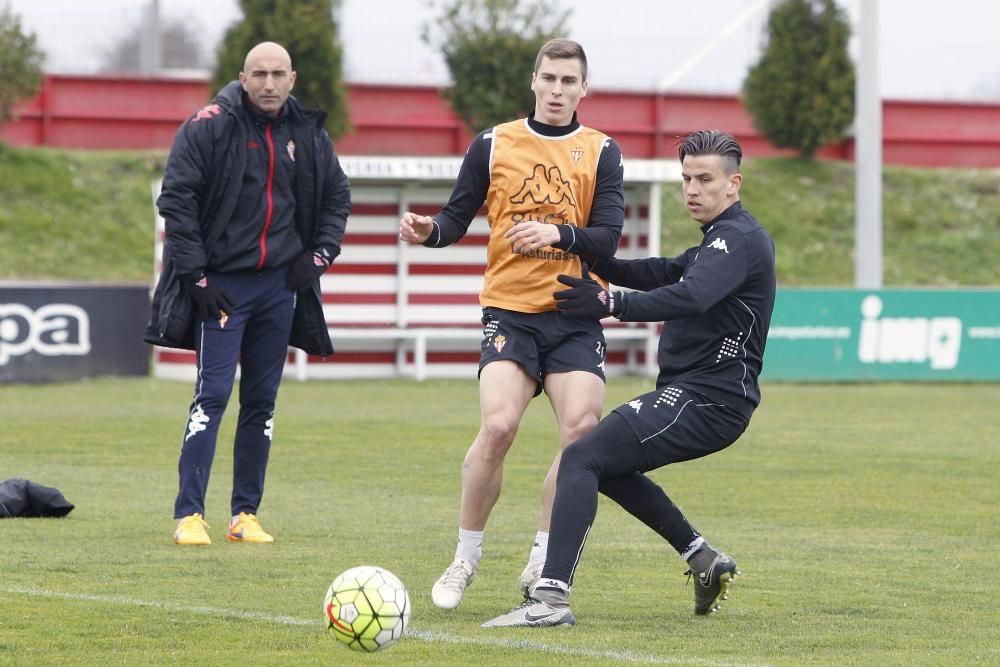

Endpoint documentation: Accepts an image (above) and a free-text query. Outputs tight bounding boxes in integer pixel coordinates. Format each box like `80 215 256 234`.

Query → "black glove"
181 273 235 321
554 268 622 319
285 247 332 292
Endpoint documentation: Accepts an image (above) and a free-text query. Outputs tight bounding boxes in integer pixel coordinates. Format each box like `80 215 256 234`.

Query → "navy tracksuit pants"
173 268 295 519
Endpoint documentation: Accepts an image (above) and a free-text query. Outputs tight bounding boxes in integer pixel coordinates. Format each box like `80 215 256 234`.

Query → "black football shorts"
479 306 607 396
611 383 748 467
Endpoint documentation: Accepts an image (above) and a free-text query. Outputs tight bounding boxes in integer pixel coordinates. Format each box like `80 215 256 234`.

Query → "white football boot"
431 558 476 609
481 585 575 628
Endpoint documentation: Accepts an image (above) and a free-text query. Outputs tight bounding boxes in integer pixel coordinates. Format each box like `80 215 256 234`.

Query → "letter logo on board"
857 295 961 370
0 303 91 365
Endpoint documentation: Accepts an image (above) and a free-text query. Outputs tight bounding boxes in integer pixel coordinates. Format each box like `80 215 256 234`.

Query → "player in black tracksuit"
483 130 776 627
147 42 350 545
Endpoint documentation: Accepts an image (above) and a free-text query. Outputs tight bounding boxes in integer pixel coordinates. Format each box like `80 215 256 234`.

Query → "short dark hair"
534 38 588 82
678 130 743 174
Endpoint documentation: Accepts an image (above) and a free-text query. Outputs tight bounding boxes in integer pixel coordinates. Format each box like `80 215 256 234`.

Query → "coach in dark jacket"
146 41 350 546
145 76 347 354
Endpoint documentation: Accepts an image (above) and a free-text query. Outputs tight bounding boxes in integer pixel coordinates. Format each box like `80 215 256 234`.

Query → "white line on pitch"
2 586 770 667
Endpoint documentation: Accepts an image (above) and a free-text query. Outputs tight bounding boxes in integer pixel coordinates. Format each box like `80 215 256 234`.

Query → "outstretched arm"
616 230 750 321
399 211 436 244
400 130 492 248
591 249 695 291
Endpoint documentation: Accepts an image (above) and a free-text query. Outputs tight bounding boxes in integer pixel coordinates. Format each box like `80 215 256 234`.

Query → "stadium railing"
151 156 678 381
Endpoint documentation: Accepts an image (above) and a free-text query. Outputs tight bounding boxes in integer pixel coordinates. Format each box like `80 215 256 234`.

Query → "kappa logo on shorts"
627 399 643 413
493 334 507 353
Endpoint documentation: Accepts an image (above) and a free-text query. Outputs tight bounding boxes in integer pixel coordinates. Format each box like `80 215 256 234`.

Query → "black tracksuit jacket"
144 81 351 355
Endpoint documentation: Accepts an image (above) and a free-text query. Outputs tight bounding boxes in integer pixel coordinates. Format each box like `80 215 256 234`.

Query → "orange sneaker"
226 512 274 543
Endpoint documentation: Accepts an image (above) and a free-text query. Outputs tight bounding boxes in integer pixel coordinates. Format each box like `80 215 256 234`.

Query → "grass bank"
1 144 998 285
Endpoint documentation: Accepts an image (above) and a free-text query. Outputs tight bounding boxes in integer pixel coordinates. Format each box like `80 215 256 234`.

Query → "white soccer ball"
323 565 411 653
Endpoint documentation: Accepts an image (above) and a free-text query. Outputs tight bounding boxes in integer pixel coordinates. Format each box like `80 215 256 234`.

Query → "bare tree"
101 19 210 73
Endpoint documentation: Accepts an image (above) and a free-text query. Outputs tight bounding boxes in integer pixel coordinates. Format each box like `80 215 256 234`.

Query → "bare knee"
561 412 600 448
472 414 520 463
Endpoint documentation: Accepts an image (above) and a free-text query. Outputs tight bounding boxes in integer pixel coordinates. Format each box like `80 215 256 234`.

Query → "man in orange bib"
399 38 625 609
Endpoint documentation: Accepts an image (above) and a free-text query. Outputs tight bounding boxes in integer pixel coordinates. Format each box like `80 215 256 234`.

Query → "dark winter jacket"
0 478 74 518
144 81 351 355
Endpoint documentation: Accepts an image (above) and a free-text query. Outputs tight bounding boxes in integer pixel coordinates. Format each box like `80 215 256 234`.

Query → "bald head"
239 41 296 117
243 41 292 73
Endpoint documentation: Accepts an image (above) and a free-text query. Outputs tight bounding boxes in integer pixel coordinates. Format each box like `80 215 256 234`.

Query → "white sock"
455 528 484 567
680 536 706 561
535 577 570 593
528 531 549 564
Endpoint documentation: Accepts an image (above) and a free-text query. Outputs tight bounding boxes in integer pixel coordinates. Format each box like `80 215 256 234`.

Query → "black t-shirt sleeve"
426 131 492 247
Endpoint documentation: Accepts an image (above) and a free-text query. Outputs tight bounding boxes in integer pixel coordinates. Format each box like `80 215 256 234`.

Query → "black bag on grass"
0 478 75 518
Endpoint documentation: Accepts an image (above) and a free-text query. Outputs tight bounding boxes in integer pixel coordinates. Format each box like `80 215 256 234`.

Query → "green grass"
660 157 1000 287
1 144 998 286
1 378 998 665
0 144 165 282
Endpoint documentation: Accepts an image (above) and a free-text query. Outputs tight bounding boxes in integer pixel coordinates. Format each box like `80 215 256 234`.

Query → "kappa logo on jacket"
707 237 730 254
191 104 222 122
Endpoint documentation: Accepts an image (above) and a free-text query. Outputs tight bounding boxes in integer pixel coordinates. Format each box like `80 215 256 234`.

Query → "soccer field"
1 377 997 666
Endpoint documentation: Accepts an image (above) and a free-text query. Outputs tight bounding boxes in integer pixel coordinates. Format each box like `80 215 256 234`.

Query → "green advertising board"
765 289 1000 381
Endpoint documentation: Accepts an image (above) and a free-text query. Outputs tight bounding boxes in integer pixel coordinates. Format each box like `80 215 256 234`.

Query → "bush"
212 0 350 139
424 0 569 134
742 0 854 158
0 5 44 126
